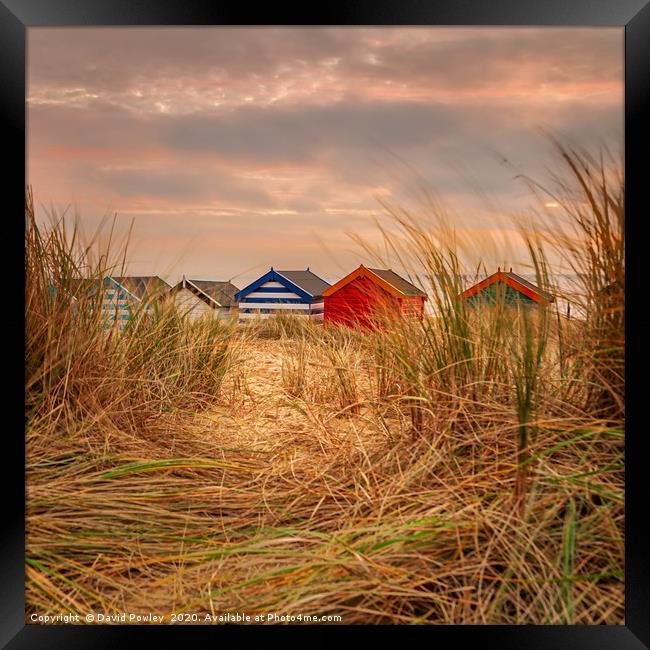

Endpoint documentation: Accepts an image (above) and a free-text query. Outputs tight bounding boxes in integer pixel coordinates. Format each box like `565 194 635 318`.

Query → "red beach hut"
323 265 427 328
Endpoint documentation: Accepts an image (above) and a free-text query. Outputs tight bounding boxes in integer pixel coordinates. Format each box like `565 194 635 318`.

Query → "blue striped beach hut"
235 268 331 322
68 276 171 329
94 276 170 328
99 277 142 328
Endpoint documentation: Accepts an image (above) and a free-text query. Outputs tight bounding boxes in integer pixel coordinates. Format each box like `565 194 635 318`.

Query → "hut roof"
189 279 239 307
275 270 331 299
367 268 427 297
460 269 555 304
504 271 554 301
323 265 427 299
172 279 239 307
68 277 102 298
111 276 171 300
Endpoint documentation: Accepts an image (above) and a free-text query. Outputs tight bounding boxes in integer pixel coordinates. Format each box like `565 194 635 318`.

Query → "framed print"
4 0 648 646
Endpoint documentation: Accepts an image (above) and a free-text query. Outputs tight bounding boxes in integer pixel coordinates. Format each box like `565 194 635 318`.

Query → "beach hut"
322 265 427 328
459 268 554 306
235 268 330 322
68 277 101 302
169 277 239 321
100 276 171 326
96 277 141 327
55 277 97 314
66 276 170 328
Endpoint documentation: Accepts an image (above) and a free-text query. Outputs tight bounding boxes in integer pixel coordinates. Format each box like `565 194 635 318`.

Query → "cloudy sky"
27 27 623 286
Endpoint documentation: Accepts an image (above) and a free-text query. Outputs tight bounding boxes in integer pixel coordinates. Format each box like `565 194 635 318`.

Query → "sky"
27 27 623 287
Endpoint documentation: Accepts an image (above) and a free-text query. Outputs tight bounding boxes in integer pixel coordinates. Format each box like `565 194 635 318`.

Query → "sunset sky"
27 27 623 286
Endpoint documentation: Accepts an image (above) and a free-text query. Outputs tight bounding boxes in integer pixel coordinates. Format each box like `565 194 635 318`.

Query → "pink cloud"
27 27 623 280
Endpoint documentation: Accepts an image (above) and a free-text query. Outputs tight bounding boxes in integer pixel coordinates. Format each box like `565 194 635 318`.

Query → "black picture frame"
3 0 648 646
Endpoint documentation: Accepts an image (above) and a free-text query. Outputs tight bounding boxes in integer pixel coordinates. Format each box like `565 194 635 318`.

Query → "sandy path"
187 338 391 458
188 340 311 452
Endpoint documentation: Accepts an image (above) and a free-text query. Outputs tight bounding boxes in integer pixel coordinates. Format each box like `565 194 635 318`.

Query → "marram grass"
26 144 623 624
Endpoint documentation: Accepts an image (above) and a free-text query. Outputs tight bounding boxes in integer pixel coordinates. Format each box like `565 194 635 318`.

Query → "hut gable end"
459 270 555 306
235 268 330 321
169 278 240 321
